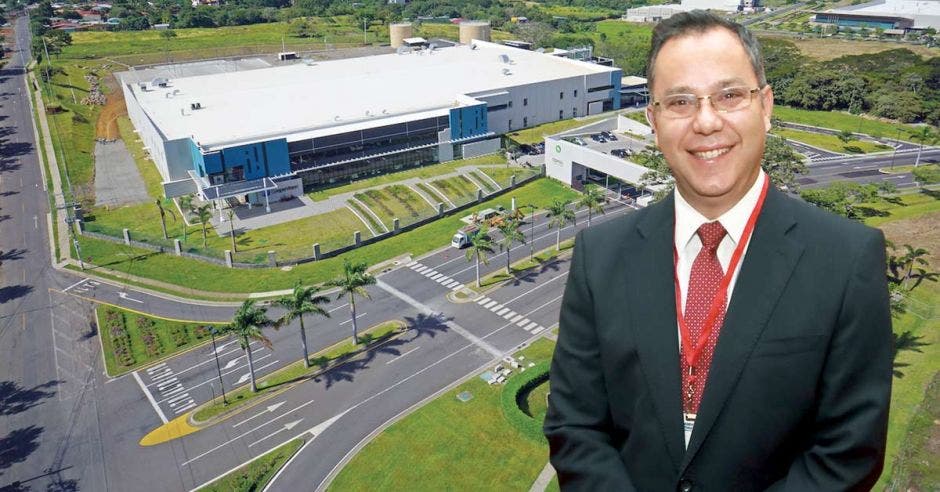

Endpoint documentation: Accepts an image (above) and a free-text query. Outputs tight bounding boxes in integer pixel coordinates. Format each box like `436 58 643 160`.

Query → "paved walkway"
529 461 557 492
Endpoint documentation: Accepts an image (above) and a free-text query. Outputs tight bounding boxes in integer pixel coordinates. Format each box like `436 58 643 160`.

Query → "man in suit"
544 11 892 491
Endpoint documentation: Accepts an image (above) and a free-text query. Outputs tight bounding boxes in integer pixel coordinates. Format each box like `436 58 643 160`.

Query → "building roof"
825 0 940 28
122 40 619 151
621 75 647 86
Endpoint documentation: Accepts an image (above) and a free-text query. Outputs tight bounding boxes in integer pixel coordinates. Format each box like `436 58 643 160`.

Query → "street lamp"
521 204 537 260
209 326 228 405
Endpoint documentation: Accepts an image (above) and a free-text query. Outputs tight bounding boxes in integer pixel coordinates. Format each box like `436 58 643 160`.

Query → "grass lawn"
773 106 927 142
329 338 556 491
479 166 541 189
594 20 653 40
307 154 504 202
468 170 498 193
353 185 435 229
197 438 304 492
860 190 940 489
97 305 223 376
537 5 620 21
507 115 609 145
887 373 940 490
773 128 892 154
430 175 479 206
75 178 579 292
193 320 404 422
415 182 448 206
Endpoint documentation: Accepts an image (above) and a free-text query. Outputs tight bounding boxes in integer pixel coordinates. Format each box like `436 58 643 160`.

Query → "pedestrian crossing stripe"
407 261 417 267
517 318 530 327
452 284 463 291
484 300 498 309
531 326 545 335
503 310 517 320
477 297 490 305
511 314 524 323
496 307 510 316
525 321 539 331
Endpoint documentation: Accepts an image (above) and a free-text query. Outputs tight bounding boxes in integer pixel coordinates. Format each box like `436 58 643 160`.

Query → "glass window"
574 90 578 97
559 92 564 100
559 110 564 120
523 98 528 106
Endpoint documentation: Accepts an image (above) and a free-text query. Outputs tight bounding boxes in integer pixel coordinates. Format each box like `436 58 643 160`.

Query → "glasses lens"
662 95 697 117
713 87 752 112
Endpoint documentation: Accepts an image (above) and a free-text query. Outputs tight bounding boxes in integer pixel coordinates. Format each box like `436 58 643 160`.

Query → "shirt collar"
674 169 766 252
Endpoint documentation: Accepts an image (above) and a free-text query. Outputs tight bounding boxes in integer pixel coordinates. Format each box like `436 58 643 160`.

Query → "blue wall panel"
263 140 291 176
190 138 290 182
449 103 488 140
611 69 623 110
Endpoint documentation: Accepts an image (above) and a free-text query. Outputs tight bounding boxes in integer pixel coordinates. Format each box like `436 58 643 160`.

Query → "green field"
773 128 893 154
479 166 540 189
468 170 498 193
538 5 620 21
353 185 435 229
307 154 504 202
774 106 929 142
97 305 223 376
329 338 556 490
430 175 480 206
415 182 449 207
75 178 581 293
197 438 304 492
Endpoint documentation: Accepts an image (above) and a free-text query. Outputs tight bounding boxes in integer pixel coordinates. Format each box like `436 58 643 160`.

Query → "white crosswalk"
146 363 195 415
407 261 548 335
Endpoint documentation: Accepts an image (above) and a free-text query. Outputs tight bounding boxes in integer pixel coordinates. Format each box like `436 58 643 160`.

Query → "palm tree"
224 300 273 393
326 259 376 344
178 194 193 242
911 127 937 167
465 226 495 287
578 184 606 226
226 208 237 253
546 199 576 251
496 219 525 275
155 198 176 240
195 204 212 250
275 283 330 368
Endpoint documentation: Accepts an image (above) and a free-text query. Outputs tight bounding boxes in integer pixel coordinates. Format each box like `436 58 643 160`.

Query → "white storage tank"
459 21 491 45
390 22 413 48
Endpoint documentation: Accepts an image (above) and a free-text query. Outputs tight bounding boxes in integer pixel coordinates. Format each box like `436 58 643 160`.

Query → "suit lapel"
679 188 805 472
632 193 686 471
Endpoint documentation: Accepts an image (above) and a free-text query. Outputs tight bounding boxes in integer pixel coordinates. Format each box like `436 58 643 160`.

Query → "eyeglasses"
652 86 763 119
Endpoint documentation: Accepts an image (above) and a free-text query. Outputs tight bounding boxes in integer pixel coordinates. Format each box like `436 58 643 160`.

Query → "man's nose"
691 98 724 135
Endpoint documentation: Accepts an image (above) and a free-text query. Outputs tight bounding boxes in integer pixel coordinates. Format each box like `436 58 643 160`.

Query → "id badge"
683 413 696 448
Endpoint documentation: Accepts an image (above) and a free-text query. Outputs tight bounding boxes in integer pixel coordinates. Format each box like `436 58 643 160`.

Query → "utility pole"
363 18 368 45
890 127 902 170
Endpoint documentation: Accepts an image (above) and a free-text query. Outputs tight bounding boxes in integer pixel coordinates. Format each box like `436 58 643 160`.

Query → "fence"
77 168 544 269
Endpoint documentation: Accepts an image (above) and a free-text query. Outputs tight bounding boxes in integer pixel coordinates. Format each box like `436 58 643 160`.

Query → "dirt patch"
761 34 940 61
878 210 940 268
96 74 127 140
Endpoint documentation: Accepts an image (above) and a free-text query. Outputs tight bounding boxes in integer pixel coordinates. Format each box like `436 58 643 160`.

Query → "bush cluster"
105 309 135 367
500 361 550 444
136 316 163 358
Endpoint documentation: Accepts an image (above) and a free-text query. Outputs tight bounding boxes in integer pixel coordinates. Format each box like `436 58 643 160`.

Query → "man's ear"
761 85 774 133
646 105 659 145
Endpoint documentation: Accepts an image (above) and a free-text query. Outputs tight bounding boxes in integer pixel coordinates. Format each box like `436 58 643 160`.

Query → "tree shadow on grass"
0 425 43 474
0 381 59 416
0 285 33 304
920 188 940 200
93 251 161 269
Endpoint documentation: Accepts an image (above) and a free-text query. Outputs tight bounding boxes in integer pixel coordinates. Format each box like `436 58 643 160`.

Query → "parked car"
611 148 631 158
590 133 607 143
571 137 587 146
534 142 545 153
602 131 617 141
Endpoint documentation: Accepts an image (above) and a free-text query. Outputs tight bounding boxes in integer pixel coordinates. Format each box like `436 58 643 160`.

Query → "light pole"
209 327 228 405
522 204 536 260
890 127 902 170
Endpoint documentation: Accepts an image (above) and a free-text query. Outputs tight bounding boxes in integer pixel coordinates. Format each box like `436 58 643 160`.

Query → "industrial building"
120 39 622 206
625 0 761 22
812 0 940 31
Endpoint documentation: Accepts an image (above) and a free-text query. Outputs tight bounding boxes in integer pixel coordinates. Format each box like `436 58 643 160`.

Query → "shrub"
843 145 864 154
500 361 550 444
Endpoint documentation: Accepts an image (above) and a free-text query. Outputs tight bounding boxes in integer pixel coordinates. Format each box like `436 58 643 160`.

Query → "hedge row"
500 361 551 444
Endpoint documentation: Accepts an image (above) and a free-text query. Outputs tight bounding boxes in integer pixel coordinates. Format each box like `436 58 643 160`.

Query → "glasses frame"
651 86 763 119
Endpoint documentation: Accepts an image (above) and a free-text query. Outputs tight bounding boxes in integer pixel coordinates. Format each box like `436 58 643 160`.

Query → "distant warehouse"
119 40 623 205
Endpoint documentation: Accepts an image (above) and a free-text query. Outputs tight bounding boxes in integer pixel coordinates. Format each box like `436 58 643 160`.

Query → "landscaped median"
191 320 406 424
328 338 556 490
195 438 305 492
461 238 575 295
98 305 225 377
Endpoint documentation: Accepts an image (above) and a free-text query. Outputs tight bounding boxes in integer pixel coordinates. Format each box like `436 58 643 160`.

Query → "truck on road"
451 224 480 249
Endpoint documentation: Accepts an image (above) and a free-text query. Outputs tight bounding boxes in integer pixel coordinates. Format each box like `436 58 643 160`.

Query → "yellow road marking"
139 411 200 446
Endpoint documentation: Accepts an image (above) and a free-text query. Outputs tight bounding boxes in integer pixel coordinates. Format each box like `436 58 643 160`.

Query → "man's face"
646 27 773 216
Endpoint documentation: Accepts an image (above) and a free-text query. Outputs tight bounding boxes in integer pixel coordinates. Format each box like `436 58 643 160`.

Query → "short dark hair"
646 10 767 92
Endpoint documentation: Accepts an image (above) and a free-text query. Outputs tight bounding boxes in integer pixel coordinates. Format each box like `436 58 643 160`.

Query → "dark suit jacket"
544 187 893 491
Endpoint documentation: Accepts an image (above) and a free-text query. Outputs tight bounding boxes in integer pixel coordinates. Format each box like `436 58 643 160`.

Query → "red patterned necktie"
682 221 727 415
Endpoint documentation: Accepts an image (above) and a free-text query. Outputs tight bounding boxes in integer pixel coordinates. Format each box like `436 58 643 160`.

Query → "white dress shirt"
674 170 766 446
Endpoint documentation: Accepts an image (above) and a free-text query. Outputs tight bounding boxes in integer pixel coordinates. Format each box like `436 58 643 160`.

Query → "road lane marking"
118 292 144 304
502 271 569 305
233 401 286 428
62 278 87 293
174 402 196 414
248 419 303 448
339 313 367 326
181 399 315 466
133 371 168 424
386 346 420 365
481 294 564 343
522 320 536 329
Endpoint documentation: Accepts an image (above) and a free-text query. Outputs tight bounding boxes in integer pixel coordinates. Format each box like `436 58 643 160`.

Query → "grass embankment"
193 320 405 422
861 189 940 490
773 127 892 154
468 170 498 193
307 155 504 202
75 178 579 293
507 115 609 145
97 305 223 376
887 373 940 490
430 175 479 206
479 166 541 189
774 106 927 142
197 438 304 492
329 338 556 490
352 185 435 230
467 238 575 292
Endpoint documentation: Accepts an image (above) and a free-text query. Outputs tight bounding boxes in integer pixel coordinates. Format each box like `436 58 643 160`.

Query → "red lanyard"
673 174 769 370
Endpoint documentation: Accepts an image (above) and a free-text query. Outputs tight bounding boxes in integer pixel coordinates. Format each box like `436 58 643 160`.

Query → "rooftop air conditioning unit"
152 77 168 87
501 68 512 76
190 102 202 110
498 54 510 63
138 82 147 91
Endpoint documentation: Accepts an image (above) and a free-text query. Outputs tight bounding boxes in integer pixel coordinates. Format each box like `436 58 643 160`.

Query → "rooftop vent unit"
396 46 411 55
138 82 147 91
190 102 203 110
501 68 512 76
470 43 478 50
429 43 438 51
152 77 168 87
498 54 512 64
